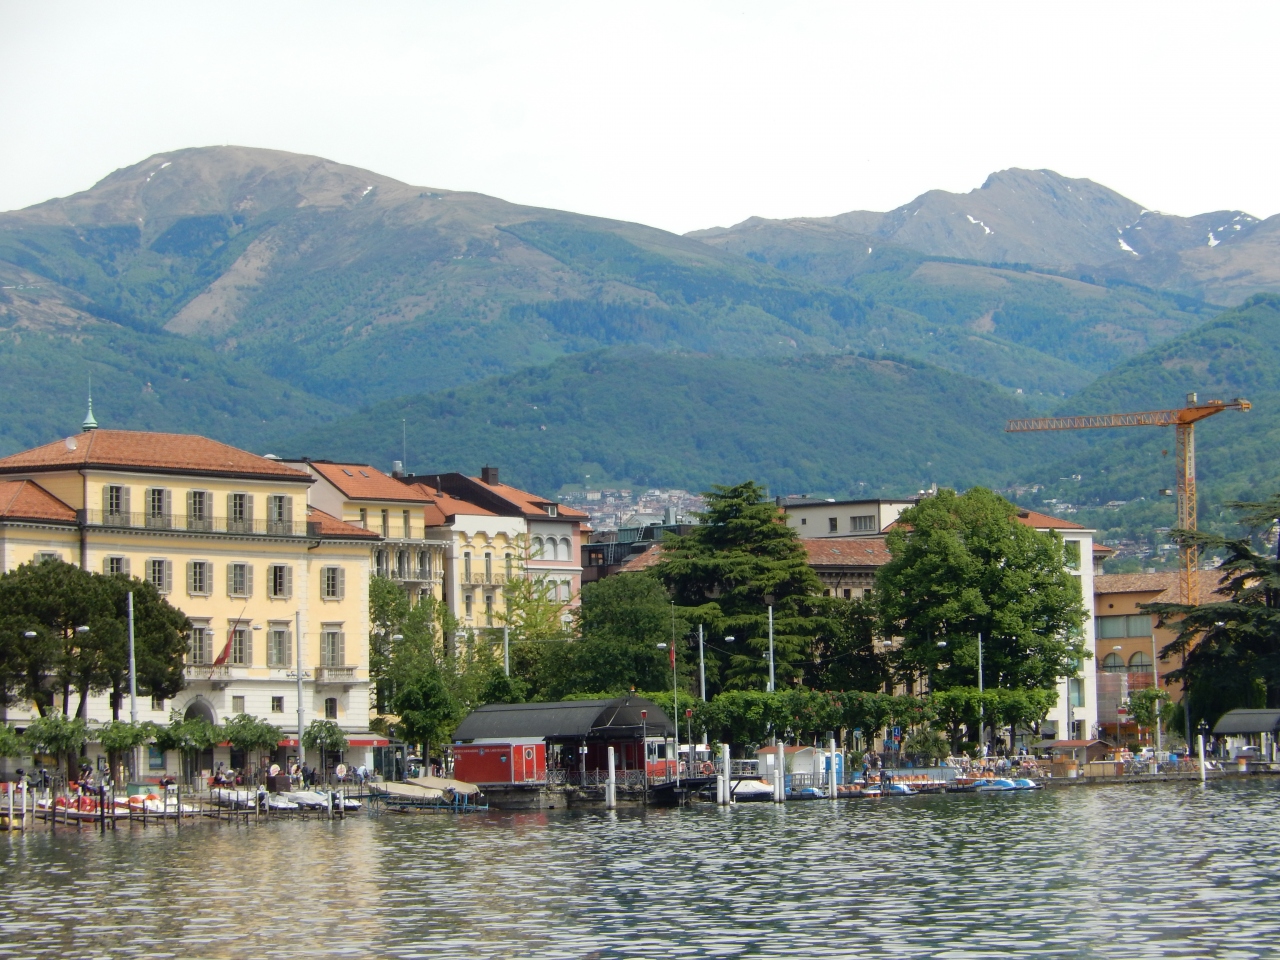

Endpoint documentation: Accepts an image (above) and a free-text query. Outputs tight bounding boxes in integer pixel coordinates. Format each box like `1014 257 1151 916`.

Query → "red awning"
278 738 299 748
348 736 389 747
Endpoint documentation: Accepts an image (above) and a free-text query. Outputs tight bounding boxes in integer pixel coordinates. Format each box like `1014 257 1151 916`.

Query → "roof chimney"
391 460 404 478
481 465 499 486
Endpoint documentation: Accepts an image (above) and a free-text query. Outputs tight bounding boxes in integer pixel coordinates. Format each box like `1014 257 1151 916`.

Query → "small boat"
728 779 774 802
885 781 916 796
786 786 827 800
1011 778 1042 790
211 787 256 807
974 778 1018 792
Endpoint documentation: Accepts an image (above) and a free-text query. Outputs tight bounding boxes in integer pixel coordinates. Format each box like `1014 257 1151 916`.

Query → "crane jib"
1006 411 1181 432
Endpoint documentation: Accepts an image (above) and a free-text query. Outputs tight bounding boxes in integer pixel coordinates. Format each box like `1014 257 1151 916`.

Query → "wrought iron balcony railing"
80 510 311 537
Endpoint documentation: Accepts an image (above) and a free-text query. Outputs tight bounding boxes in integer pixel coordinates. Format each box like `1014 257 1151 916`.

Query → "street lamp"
640 708 648 806
657 642 678 787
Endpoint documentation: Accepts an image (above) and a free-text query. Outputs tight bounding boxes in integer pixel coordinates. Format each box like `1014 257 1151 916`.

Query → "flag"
670 644 676 669
213 625 234 666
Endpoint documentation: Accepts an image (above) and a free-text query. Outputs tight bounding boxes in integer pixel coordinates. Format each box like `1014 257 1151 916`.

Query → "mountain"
691 168 1277 305
279 349 1079 497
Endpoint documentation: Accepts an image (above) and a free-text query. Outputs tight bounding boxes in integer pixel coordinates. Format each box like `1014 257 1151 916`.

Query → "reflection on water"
2 780 1279 959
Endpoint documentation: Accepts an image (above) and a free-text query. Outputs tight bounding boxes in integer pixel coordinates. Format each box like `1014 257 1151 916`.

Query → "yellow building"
0 426 385 775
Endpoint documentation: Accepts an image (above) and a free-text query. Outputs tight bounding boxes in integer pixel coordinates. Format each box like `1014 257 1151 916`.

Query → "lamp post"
657 642 678 788
1197 719 1210 783
75 626 91 720
698 625 706 701
976 631 985 755
640 709 648 807
767 605 775 693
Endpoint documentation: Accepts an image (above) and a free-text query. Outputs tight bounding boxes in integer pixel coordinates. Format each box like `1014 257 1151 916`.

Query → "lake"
2 778 1277 959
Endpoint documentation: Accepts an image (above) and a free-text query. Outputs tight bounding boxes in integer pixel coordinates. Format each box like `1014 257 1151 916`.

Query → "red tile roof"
306 506 382 540
401 483 497 525
619 543 664 572
1093 544 1114 555
1094 573 1179 601
801 537 891 566
472 478 588 520
1013 508 1085 530
0 430 312 482
0 480 76 523
307 462 431 503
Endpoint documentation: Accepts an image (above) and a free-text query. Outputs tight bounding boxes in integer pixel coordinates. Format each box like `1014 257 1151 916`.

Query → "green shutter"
337 567 346 600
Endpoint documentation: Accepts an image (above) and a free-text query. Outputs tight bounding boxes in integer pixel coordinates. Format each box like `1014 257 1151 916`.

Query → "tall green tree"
1149 494 1280 729
655 481 824 692
97 575 188 719
875 487 1087 693
806 594 890 694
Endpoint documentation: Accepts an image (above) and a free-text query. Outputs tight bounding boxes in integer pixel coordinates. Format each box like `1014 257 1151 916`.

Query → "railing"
316 666 357 683
184 664 233 682
80 510 310 537
462 572 508 585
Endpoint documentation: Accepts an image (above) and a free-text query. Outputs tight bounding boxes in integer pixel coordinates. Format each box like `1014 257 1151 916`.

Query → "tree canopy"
875 487 1087 693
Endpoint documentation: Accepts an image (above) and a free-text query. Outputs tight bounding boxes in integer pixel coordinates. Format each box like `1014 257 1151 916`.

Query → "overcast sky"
2 2 1277 234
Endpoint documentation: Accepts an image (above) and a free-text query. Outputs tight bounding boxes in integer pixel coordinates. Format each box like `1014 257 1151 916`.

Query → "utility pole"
503 625 510 677
698 624 706 701
295 611 305 772
977 632 985 755
767 605 775 693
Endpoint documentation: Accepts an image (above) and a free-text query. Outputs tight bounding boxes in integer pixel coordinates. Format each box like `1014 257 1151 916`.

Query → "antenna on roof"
81 375 98 432
402 418 407 474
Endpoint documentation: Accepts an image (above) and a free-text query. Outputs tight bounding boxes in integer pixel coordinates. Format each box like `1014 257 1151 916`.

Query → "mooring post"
775 742 785 803
829 736 838 801
720 743 731 805
1198 731 1207 784
606 746 616 809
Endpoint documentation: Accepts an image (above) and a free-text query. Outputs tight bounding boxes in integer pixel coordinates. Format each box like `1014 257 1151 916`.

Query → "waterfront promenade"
1 778 1276 959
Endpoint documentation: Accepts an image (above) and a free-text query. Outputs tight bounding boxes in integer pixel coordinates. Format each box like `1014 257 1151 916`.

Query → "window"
485 594 493 625
560 537 571 558
850 515 875 533
231 696 245 714
267 564 293 599
266 494 294 534
484 552 492 582
1128 651 1154 672
376 549 388 577
546 505 557 517
146 487 171 529
187 560 212 596
230 625 250 666
380 508 389 537
800 517 807 525
1068 678 1085 708
271 696 284 713
188 625 212 665
147 559 173 594
823 589 832 597
151 695 165 711
103 556 130 576
464 551 472 581
36 551 60 564
103 484 130 524
324 697 338 720
187 490 211 531
403 509 411 539
1064 540 1082 571
322 566 345 600
829 517 838 533
227 492 252 532
267 624 292 667
148 746 165 770
227 562 252 598
532 537 544 559
321 626 345 667
1101 652 1126 673
396 549 408 578
1096 614 1152 639
359 507 368 529
465 593 473 619
505 554 513 580
418 550 429 579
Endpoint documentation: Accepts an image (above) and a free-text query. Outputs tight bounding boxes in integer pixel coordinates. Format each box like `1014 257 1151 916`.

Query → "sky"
1 2 1278 235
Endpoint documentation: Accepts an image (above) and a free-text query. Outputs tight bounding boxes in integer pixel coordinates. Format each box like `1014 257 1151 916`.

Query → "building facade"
0 428 385 775
777 496 918 538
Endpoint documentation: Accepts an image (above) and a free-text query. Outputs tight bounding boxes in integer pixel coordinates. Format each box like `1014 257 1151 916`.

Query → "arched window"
532 537 544 559
324 697 338 720
560 537 572 559
1101 653 1126 674
550 539 560 561
1128 651 1154 672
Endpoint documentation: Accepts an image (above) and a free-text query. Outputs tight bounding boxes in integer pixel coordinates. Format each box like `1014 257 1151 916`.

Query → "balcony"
462 572 507 585
80 510 310 537
316 666 357 685
184 664 233 688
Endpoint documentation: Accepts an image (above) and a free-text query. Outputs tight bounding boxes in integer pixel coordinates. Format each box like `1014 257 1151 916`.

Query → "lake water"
2 779 1278 959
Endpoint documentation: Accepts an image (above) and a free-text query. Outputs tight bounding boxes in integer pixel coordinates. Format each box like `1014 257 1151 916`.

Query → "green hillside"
278 349 1080 497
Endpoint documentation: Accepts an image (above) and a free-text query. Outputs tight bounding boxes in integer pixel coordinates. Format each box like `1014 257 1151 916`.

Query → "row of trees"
0 559 189 719
370 482 1085 755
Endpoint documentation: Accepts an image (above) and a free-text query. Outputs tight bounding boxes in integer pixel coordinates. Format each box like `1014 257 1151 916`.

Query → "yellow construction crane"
1006 393 1251 605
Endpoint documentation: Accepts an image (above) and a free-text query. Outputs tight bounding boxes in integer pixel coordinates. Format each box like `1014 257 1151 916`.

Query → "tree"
223 714 284 775
154 713 222 783
498 550 574 695
1148 496 1280 731
930 687 982 753
655 481 824 692
806 594 891 695
903 727 949 763
0 723 23 759
302 719 349 780
1126 687 1168 732
392 662 460 766
876 487 1088 693
97 575 188 719
23 713 89 783
96 720 156 782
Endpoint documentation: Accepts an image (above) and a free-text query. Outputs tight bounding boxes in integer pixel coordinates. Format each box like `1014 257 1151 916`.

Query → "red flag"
213 625 234 666
670 644 676 668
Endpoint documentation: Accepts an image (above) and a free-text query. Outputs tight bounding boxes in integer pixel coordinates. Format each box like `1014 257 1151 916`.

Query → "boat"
728 779 774 802
1011 778 1042 790
786 786 827 800
974 778 1018 792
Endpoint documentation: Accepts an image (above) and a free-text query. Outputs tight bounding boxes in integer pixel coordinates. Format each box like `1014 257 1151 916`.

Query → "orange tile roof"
308 462 431 503
0 480 76 523
801 537 891 566
306 505 382 540
1093 544 1114 555
401 482 497 524
619 543 664 572
0 430 312 482
472 478 589 520
1094 573 1179 601
1013 507 1085 531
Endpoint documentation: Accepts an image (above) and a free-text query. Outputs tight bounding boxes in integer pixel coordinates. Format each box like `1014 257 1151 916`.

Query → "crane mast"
1007 394 1251 605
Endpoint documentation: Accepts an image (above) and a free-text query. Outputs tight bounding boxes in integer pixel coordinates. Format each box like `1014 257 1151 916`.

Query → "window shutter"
186 561 195 595
243 629 253 667
283 496 294 528
102 486 111 516
226 492 235 523
122 557 130 577
227 563 235 596
286 628 294 668
163 560 173 594
121 486 131 516
162 489 172 522
284 565 293 599
103 556 113 574
338 630 346 667
245 564 254 598
245 495 254 524
337 567 346 600
186 490 194 522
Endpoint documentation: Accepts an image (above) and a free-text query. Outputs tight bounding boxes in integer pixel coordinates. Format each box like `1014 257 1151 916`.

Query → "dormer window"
546 505 557 517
